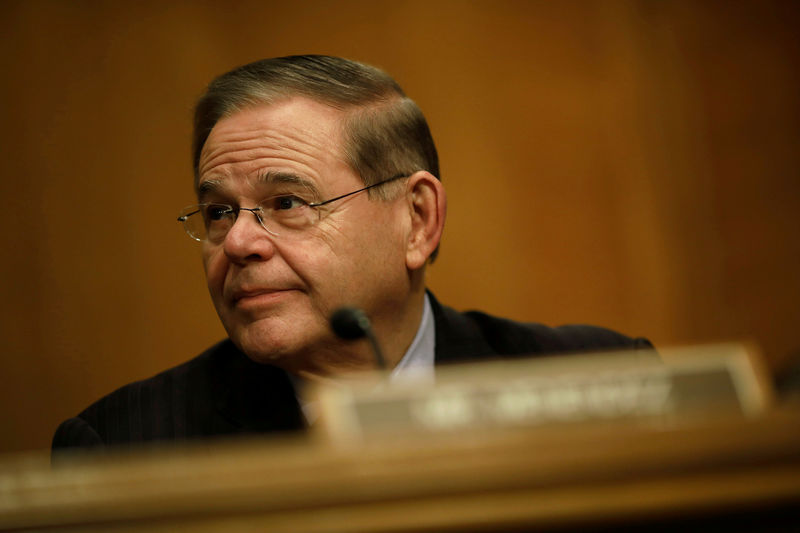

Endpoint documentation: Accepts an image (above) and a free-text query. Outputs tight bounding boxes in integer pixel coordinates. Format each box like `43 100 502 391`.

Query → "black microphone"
330 307 387 370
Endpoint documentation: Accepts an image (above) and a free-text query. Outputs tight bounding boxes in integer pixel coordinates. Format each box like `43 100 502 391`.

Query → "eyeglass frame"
177 173 409 242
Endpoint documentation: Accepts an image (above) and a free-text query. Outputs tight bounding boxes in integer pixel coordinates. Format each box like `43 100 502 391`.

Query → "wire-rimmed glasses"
178 174 408 242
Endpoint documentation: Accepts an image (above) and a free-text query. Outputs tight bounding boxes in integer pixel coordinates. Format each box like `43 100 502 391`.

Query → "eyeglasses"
178 174 408 242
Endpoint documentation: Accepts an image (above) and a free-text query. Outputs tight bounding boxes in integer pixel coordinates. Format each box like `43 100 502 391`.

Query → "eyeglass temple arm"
308 174 408 208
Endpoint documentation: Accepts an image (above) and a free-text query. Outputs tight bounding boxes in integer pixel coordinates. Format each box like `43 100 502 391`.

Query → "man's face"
198 98 411 372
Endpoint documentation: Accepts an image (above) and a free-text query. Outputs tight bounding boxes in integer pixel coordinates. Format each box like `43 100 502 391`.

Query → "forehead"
197 97 351 192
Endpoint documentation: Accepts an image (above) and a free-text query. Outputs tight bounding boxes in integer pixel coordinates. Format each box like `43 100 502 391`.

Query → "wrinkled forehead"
198 97 344 176
196 98 354 195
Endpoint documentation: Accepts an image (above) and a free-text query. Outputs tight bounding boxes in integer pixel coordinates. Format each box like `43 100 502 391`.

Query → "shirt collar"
388 292 436 383
291 294 436 423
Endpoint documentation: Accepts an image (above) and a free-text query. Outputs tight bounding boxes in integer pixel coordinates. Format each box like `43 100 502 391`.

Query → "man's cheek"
203 253 225 293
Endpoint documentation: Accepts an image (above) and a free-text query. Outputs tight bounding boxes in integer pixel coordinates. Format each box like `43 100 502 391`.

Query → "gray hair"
192 55 440 197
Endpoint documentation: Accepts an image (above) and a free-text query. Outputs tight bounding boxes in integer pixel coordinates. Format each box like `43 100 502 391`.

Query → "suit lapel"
211 341 307 434
429 291 498 364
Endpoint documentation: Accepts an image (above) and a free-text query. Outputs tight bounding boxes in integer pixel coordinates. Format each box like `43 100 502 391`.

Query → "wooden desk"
2 408 799 532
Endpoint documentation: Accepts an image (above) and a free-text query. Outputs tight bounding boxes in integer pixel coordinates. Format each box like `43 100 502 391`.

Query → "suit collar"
428 291 498 364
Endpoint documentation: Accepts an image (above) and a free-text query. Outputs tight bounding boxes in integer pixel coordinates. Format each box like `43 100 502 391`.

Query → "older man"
53 56 649 449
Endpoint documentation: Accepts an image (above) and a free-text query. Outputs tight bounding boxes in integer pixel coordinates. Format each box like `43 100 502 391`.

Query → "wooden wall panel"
1 0 798 452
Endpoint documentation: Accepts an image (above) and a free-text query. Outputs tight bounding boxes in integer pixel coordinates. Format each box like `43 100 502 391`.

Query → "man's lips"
229 287 299 306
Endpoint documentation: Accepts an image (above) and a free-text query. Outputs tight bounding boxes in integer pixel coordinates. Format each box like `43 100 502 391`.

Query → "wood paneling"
1 0 798 452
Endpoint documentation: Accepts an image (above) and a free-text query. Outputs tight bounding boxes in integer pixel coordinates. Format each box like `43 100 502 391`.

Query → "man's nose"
222 209 276 262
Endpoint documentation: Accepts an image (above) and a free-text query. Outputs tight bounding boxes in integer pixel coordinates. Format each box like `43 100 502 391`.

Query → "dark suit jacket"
52 293 651 451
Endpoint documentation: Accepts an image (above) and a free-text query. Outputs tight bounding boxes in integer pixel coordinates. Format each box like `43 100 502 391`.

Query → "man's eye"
270 195 308 210
205 205 231 221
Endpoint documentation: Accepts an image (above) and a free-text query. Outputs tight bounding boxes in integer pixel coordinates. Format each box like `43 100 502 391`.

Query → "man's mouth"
231 287 298 308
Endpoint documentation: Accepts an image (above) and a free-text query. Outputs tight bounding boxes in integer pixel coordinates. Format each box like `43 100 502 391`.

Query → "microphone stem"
365 329 387 370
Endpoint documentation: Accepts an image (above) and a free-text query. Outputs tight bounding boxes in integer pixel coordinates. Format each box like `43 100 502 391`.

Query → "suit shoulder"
81 340 225 412
54 340 235 449
429 292 651 362
463 309 650 353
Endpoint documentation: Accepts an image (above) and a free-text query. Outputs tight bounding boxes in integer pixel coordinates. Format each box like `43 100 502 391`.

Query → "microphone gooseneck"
330 307 387 370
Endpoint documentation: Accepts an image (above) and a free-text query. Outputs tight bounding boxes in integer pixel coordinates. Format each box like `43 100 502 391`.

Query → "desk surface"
2 407 800 532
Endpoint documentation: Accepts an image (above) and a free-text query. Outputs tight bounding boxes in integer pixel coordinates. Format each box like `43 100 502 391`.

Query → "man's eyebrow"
196 179 225 199
259 171 320 194
196 172 320 200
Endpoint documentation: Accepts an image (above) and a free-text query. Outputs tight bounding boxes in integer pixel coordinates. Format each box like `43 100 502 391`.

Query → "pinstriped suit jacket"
53 293 651 451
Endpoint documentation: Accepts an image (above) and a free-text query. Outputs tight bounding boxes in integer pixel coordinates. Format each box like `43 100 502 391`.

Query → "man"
53 55 650 450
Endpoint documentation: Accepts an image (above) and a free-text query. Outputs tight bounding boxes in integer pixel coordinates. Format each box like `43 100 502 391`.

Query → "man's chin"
232 333 297 364
225 320 320 367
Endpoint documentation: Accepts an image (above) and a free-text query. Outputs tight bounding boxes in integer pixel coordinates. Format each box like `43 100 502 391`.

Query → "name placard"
312 343 773 442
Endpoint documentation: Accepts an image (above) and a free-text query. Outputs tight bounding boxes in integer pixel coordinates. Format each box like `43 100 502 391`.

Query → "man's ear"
405 171 447 270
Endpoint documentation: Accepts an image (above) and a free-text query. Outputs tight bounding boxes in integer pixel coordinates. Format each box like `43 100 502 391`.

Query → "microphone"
330 307 387 370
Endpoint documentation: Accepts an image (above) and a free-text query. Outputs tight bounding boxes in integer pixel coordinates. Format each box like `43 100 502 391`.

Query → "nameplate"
311 343 773 442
